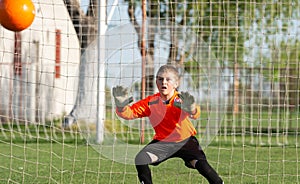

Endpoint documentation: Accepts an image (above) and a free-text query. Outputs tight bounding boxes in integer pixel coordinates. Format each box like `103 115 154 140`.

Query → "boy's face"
156 71 179 100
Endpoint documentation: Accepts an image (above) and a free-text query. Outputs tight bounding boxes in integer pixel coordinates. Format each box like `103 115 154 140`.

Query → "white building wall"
0 0 80 123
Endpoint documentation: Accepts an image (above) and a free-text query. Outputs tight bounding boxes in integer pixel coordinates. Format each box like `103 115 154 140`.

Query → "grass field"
0 109 299 184
0 131 299 184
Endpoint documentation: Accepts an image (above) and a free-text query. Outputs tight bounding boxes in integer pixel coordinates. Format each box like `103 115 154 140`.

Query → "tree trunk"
63 0 97 52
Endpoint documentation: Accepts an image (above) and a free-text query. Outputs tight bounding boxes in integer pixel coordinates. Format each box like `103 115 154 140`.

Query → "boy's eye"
157 77 173 83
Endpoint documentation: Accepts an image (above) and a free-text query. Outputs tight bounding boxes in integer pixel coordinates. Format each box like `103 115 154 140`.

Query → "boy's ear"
176 77 181 88
174 81 179 88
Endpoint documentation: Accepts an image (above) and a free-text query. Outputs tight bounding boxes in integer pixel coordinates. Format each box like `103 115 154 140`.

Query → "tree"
244 1 300 111
64 0 300 113
63 0 97 53
125 0 246 114
261 40 300 110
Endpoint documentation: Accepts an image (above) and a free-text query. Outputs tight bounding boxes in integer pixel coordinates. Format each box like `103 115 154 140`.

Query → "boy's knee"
135 151 158 165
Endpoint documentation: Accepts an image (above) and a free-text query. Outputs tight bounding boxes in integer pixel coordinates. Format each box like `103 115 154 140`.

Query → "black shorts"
135 136 207 169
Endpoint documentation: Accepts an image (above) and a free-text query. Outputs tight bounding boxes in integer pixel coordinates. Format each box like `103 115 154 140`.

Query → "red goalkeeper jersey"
116 91 200 142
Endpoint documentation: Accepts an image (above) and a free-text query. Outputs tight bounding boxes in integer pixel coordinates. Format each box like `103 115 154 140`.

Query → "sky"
80 0 89 13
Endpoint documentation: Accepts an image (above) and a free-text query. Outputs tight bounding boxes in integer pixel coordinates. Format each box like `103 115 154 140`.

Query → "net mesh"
0 0 299 183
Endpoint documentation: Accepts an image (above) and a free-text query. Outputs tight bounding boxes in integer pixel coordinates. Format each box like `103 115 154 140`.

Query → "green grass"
0 113 299 184
0 134 299 184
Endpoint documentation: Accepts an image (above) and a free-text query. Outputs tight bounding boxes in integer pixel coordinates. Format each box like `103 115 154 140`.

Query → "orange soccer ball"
0 0 35 32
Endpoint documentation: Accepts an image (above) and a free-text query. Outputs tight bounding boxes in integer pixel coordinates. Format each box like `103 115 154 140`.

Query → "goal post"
96 0 107 144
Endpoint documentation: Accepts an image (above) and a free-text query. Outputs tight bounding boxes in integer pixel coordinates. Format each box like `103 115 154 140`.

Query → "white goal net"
0 0 299 183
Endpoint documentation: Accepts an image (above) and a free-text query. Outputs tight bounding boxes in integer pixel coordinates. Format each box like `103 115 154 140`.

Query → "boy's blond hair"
156 65 180 81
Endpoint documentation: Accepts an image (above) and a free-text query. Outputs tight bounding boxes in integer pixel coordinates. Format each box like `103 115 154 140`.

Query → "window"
55 29 61 78
14 32 22 76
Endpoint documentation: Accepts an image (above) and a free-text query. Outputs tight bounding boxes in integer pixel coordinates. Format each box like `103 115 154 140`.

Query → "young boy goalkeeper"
112 65 223 184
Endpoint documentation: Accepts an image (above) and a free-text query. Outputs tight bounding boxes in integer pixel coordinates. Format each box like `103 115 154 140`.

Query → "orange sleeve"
116 96 151 120
116 106 137 120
